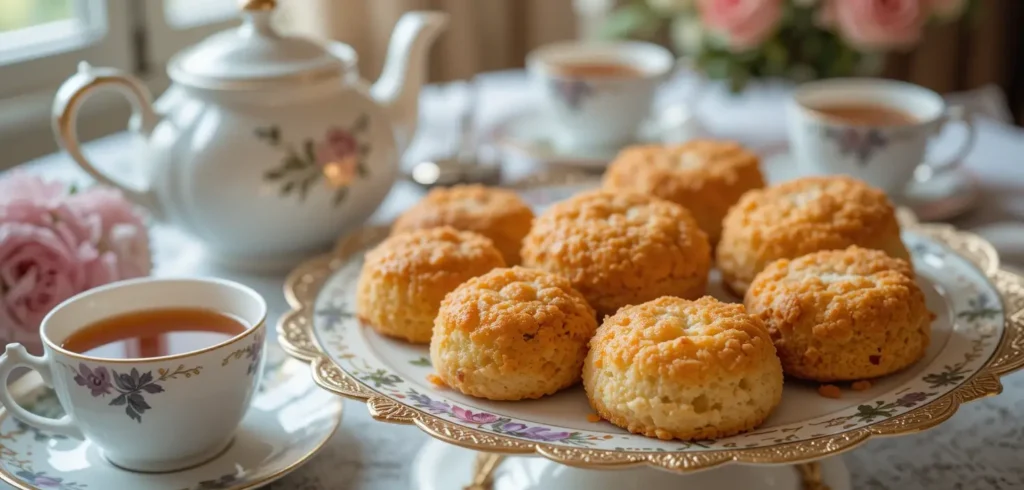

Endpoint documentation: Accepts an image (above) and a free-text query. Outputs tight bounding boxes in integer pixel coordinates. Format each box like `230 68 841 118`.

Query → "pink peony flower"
928 0 967 20
0 174 151 346
697 0 784 51
0 222 90 338
67 187 151 280
824 0 928 51
0 170 67 206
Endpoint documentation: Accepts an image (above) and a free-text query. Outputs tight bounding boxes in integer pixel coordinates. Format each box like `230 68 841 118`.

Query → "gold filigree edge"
277 220 1024 472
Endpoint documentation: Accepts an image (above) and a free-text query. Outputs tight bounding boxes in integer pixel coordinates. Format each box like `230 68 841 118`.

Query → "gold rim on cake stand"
278 210 1024 473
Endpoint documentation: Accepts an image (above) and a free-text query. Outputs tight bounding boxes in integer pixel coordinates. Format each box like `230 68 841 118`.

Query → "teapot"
53 0 447 270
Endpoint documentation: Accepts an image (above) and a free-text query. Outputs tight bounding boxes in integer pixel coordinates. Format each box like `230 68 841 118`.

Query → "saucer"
763 151 980 222
0 350 343 490
489 105 708 169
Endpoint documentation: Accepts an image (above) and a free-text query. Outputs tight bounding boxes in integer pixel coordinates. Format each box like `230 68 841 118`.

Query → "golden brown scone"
745 246 932 382
430 267 597 400
392 185 534 265
583 296 783 441
521 190 711 318
603 140 765 244
356 227 505 343
717 175 909 296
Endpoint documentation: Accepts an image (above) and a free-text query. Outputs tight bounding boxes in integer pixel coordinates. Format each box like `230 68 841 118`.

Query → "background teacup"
0 277 266 472
527 41 675 153
787 78 976 195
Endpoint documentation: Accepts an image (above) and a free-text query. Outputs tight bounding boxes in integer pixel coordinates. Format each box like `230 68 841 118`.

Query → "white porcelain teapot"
53 0 447 270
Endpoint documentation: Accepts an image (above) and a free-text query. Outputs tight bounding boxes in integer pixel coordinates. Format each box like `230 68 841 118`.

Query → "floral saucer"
488 105 708 169
0 349 343 490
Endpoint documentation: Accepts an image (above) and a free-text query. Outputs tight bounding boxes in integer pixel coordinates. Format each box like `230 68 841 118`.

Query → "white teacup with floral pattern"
787 78 976 195
0 277 266 473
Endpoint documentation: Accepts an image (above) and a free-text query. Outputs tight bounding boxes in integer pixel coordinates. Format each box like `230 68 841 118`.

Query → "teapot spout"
371 11 448 154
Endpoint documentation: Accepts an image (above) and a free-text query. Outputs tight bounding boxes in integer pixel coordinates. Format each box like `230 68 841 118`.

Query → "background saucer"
489 105 708 168
763 151 980 222
0 353 342 490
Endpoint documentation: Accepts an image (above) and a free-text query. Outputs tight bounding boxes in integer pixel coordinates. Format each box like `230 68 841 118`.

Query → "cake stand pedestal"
411 440 850 490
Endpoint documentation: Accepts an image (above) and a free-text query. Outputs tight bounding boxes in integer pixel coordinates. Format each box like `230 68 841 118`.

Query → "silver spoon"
409 80 502 188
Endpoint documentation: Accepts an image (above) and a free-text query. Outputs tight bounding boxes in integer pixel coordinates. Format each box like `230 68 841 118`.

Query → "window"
0 0 131 101
0 0 105 66
144 0 238 70
0 0 237 168
163 0 237 29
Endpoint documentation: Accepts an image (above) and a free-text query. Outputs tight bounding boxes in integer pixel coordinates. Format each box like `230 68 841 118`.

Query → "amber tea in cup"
809 103 918 126
61 307 248 359
551 61 645 79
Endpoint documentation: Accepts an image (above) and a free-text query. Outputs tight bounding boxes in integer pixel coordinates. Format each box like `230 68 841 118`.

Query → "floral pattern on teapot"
257 115 371 206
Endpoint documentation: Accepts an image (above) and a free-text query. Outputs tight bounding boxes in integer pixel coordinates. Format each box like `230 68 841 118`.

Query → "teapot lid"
168 0 350 90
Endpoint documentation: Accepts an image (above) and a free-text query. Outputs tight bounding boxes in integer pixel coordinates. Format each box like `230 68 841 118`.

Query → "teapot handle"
52 62 162 215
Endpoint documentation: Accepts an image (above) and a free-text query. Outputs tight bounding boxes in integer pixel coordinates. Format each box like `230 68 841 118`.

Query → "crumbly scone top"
393 184 534 231
364 226 504 276
726 175 897 232
437 266 596 342
523 190 710 282
604 140 761 189
589 296 776 381
745 246 927 341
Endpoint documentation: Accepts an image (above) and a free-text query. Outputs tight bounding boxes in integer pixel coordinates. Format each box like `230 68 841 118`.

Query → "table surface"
7 72 1024 490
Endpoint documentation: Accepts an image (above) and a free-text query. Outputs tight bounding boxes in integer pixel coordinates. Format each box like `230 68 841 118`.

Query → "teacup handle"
922 105 976 177
0 344 84 439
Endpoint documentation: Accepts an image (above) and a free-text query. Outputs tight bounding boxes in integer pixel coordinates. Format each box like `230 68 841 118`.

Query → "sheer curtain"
281 0 1022 122
282 0 580 82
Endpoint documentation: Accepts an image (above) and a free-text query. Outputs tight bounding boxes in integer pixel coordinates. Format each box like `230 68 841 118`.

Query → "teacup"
787 78 976 195
527 41 675 153
0 277 266 472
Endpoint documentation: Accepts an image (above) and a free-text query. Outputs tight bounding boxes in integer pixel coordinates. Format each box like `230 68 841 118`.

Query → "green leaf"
299 175 316 201
409 357 431 367
763 39 788 76
702 56 731 79
332 187 348 206
263 168 286 181
284 155 305 170
599 3 664 41
281 181 295 196
351 114 369 133
727 62 751 93
304 140 316 164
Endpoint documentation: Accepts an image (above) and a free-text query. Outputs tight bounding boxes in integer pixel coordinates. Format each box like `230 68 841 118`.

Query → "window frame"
143 0 239 71
0 0 135 101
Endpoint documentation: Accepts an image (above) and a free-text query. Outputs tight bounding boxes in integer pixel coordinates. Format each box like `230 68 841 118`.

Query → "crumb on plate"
426 373 447 388
586 413 602 423
851 380 872 391
818 384 842 399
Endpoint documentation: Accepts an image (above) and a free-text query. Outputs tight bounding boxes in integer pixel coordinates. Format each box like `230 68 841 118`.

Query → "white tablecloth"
8 71 1024 489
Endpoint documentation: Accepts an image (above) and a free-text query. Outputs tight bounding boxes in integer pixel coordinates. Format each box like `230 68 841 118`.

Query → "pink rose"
697 0 784 51
0 170 67 206
825 0 928 51
316 127 359 166
0 174 151 345
928 0 967 20
67 188 151 280
0 222 90 338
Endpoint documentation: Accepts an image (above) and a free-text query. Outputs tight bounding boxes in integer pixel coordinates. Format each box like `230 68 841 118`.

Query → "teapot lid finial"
168 0 353 90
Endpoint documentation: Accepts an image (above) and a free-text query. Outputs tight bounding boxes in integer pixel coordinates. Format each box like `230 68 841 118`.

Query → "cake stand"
277 180 1024 490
